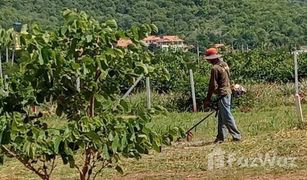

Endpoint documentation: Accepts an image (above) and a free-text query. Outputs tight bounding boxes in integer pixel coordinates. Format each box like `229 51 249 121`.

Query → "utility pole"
189 69 197 112
293 48 307 124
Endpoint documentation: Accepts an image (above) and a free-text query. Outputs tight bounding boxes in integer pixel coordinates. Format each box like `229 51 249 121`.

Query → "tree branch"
81 148 92 180
88 69 101 117
87 152 99 180
75 164 83 176
43 161 48 177
1 145 47 179
93 161 109 180
48 158 56 177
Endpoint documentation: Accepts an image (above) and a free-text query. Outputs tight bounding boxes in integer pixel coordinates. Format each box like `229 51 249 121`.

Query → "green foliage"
148 50 210 111
221 49 307 85
151 50 199 93
146 48 307 112
0 9 182 180
225 48 300 83
0 0 307 48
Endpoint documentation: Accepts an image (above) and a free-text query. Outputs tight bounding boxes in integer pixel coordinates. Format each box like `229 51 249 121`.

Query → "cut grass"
0 104 306 179
149 105 301 141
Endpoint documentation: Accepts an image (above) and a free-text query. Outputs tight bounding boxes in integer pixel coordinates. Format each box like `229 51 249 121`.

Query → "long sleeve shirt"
206 61 232 100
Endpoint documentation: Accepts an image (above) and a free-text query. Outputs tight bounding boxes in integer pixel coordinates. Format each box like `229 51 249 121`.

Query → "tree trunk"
89 97 94 117
80 148 91 180
80 172 86 180
81 69 101 180
40 174 50 180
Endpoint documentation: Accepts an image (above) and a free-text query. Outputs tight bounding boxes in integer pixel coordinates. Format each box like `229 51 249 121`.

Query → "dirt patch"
110 170 307 180
111 171 209 180
245 170 307 180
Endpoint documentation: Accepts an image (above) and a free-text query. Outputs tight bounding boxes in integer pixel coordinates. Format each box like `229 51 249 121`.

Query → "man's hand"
204 99 211 109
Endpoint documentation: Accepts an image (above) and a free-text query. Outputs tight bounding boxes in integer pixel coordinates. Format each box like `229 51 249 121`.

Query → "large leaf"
53 136 62 154
0 126 11 145
119 100 130 112
115 165 124 174
135 62 149 74
85 131 101 144
150 24 158 33
103 144 110 160
112 133 120 152
86 35 93 43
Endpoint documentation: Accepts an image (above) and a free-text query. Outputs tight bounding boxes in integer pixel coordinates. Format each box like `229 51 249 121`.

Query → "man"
203 48 241 143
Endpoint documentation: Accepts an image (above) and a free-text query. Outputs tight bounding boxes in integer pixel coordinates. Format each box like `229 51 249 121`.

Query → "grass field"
0 103 306 179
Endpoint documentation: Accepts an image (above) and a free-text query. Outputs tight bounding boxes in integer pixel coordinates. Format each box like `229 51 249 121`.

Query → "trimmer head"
186 131 193 142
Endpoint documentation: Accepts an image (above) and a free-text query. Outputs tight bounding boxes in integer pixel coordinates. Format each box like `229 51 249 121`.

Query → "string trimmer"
178 97 222 142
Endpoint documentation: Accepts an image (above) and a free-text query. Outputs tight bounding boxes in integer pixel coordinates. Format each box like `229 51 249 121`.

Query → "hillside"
0 0 307 48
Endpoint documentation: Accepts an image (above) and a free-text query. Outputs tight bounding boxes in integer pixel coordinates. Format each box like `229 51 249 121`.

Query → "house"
117 35 190 50
143 35 185 50
116 38 133 48
142 35 161 44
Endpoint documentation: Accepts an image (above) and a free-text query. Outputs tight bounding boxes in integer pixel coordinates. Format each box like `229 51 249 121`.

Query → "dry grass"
0 104 306 180
0 82 307 179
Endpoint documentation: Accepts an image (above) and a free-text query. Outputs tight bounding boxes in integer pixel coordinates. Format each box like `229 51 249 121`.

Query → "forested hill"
0 0 307 48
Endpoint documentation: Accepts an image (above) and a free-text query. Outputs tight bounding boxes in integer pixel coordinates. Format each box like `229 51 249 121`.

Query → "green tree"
0 9 182 180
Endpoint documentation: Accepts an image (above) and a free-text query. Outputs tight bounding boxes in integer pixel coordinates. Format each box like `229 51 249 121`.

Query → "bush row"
142 48 307 111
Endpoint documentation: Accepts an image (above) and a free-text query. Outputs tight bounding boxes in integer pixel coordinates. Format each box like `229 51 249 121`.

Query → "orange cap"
204 48 222 60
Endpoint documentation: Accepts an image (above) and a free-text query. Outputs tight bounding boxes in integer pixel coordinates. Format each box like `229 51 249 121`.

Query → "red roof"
143 35 161 42
159 36 184 42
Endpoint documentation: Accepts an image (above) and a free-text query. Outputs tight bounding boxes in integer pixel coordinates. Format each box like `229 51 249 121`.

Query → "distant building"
300 46 307 50
116 38 133 48
143 35 185 50
142 35 161 44
212 44 225 49
116 35 191 51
